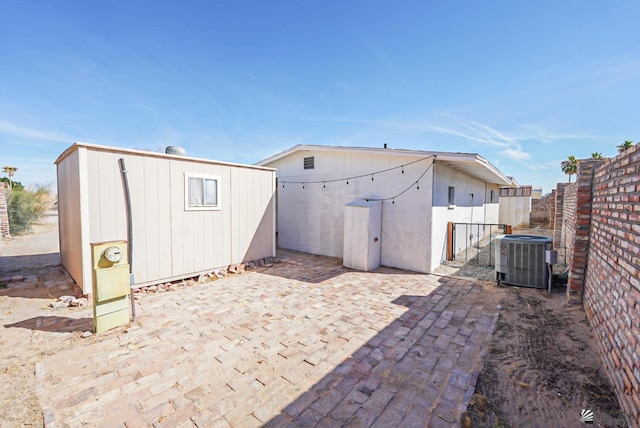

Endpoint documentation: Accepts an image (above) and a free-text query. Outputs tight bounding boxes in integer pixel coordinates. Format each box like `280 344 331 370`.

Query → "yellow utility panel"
91 241 131 333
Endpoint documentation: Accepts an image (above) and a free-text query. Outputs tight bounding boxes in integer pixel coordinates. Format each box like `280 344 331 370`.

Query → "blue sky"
1 1 639 193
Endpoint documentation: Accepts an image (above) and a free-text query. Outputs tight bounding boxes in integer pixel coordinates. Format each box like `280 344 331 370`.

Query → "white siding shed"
56 142 276 293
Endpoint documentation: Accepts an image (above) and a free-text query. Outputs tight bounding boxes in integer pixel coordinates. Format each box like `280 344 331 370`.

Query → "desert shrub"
0 177 23 191
7 185 54 235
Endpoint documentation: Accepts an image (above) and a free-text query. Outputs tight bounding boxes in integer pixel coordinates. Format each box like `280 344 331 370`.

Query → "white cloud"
516 124 596 144
0 119 70 143
501 147 531 161
425 115 532 162
595 58 640 79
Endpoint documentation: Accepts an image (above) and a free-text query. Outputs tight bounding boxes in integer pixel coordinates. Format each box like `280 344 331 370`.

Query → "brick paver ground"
34 250 499 427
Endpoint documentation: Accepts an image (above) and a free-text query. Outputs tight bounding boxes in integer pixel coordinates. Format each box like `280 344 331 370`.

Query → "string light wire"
278 155 437 204
367 158 435 202
278 155 435 186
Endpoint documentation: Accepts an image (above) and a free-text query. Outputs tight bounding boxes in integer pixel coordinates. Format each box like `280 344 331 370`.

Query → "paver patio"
33 250 499 427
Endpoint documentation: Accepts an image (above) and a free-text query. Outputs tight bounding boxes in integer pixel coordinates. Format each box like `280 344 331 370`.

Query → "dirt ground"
464 285 625 427
0 220 626 427
436 229 625 427
0 213 87 426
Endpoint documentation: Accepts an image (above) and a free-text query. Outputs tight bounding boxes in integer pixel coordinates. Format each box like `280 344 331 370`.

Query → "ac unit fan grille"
507 241 546 288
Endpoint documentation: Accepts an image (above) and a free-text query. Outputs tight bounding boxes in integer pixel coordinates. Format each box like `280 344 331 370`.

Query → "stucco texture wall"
431 163 500 271
270 150 502 274
271 149 435 273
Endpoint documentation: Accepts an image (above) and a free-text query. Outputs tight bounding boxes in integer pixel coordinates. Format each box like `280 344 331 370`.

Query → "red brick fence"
0 183 9 238
553 144 640 424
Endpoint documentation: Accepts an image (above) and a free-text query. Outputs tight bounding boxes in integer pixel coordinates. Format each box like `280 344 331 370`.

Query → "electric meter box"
91 241 131 333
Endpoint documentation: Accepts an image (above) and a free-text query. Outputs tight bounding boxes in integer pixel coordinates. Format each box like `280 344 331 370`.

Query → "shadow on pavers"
264 277 493 427
0 253 61 274
262 249 423 284
0 265 82 301
5 316 93 333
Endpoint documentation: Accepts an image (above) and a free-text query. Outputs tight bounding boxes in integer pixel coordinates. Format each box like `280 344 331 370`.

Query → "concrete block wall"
581 145 640 424
0 183 9 238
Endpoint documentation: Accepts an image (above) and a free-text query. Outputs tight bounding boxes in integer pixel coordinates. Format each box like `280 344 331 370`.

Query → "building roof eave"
256 144 516 187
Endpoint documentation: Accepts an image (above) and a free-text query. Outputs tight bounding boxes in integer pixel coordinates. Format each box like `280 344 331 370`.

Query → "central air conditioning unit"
495 235 553 288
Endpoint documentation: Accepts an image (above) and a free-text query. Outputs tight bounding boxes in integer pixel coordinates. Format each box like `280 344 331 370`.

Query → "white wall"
57 144 275 292
56 147 88 289
499 196 532 228
343 200 382 271
268 149 435 273
430 163 499 271
267 149 505 274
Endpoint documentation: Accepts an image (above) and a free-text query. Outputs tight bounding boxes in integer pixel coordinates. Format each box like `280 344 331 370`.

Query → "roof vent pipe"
165 146 186 156
384 143 388 149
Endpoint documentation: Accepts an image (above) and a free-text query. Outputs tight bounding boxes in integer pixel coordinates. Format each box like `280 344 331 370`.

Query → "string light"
276 155 437 202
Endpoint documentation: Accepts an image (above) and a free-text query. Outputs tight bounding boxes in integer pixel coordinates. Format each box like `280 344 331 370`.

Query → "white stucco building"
257 145 516 274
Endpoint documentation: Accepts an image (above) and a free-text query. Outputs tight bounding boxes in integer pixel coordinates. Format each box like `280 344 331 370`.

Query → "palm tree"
2 166 17 190
561 155 578 182
617 140 634 153
591 152 604 159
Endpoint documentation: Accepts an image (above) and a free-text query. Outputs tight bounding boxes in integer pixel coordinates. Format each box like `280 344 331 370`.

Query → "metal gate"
447 223 508 267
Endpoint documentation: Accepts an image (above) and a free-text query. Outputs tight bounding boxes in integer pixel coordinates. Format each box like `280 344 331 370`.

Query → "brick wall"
549 189 556 231
582 145 640 424
530 192 554 228
553 183 570 253
558 183 578 266
566 160 604 304
554 146 640 424
0 183 9 238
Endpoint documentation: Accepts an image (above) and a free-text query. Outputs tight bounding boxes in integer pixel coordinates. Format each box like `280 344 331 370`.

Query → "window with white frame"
185 173 221 211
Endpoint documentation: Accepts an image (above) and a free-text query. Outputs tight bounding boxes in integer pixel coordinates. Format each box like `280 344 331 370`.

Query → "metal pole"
119 158 136 322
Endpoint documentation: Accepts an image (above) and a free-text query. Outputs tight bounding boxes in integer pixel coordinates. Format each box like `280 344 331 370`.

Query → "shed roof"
256 144 516 187
55 142 276 172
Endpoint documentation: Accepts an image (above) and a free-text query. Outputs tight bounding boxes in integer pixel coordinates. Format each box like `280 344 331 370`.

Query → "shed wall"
56 148 86 289
59 146 275 292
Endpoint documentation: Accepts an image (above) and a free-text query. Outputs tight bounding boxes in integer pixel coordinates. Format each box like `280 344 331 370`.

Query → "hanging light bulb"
392 198 395 204
302 183 305 189
323 182 326 189
416 181 420 190
346 179 349 185
401 166 405 174
371 174 374 181
282 183 285 188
